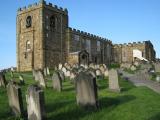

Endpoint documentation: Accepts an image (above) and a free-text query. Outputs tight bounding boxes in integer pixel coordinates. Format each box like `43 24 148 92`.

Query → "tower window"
26 16 32 28
26 40 31 52
50 15 56 29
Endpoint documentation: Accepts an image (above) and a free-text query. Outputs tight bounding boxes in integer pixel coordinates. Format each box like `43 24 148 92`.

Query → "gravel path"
121 70 160 94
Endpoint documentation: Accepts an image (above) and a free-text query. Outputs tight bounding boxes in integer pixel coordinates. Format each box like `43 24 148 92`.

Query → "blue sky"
0 0 160 69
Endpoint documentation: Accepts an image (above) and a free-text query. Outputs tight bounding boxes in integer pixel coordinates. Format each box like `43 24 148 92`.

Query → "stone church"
16 0 156 71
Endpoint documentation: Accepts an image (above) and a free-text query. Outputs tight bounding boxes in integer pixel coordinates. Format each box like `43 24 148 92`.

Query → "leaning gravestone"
108 69 121 92
7 82 24 117
0 72 7 87
52 72 62 92
75 71 98 108
34 70 46 88
26 85 45 120
38 71 46 88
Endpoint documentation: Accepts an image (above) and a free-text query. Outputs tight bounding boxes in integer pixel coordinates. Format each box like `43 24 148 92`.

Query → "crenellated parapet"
66 27 112 44
17 0 68 15
113 41 147 47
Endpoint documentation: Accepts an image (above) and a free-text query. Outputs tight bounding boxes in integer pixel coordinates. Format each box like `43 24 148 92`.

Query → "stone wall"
65 28 112 65
113 41 156 63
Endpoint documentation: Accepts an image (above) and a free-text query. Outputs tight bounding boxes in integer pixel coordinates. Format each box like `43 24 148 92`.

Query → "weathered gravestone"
57 70 65 81
156 75 160 82
0 72 7 87
70 72 76 83
99 65 106 74
7 82 24 117
104 69 109 77
26 85 45 120
44 67 50 76
108 69 121 92
75 71 98 108
96 69 103 79
46 67 50 76
38 71 46 88
62 67 67 76
43 68 47 76
154 63 160 73
34 70 46 88
58 63 63 70
52 72 62 92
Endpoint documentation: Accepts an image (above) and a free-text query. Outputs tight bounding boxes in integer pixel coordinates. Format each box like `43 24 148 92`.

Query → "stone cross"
26 85 45 120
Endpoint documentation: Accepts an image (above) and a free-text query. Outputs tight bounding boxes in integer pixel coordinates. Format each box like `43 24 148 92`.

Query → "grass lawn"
0 72 160 120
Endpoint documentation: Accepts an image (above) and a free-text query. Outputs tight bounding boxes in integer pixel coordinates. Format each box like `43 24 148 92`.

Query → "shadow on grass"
148 113 160 120
46 100 74 114
99 95 136 109
46 95 136 120
47 105 96 120
63 87 75 92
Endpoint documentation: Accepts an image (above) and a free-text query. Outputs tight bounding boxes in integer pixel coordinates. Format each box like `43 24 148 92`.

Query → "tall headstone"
75 71 98 108
26 85 45 120
108 69 121 92
0 72 7 87
52 72 62 92
7 82 24 117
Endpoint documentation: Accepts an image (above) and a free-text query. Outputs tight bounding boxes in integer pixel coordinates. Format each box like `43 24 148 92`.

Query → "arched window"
50 15 56 29
26 40 31 51
26 16 32 28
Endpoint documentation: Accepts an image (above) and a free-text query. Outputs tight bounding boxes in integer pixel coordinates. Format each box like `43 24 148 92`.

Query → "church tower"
17 0 68 71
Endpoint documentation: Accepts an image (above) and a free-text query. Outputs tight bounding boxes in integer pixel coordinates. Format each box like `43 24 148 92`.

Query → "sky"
0 0 160 69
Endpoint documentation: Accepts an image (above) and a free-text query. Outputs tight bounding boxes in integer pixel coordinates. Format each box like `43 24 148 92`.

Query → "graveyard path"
122 70 160 94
